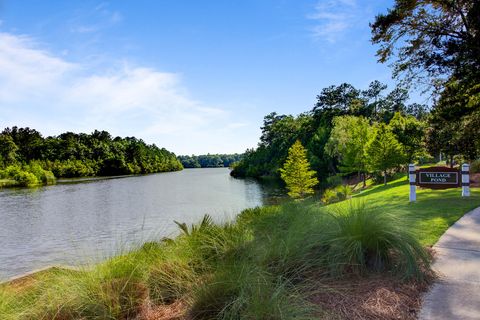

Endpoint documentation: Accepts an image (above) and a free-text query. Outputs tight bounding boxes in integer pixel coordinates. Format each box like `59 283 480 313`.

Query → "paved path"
419 206 480 320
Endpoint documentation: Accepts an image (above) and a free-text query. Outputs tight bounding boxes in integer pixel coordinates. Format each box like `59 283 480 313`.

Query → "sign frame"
416 167 460 189
408 164 470 202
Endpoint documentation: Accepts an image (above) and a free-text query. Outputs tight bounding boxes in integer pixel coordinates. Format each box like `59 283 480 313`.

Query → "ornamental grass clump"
0 287 19 320
248 203 327 280
25 258 149 320
322 202 431 280
189 263 314 320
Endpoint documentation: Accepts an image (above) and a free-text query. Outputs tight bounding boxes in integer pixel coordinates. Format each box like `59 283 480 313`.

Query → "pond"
0 168 281 279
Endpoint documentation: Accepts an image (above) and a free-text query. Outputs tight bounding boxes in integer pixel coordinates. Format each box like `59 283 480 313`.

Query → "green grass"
1 176 479 319
345 175 480 245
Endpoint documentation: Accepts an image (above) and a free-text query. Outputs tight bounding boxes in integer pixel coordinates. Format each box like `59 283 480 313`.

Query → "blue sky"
0 0 399 154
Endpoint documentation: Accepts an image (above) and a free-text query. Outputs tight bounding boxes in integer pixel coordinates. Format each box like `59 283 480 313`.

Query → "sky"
0 0 401 155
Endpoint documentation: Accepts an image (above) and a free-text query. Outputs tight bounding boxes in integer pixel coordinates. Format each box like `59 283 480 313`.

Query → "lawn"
347 176 480 245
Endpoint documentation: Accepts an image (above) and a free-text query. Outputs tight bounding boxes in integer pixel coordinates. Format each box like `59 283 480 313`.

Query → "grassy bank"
1 177 479 319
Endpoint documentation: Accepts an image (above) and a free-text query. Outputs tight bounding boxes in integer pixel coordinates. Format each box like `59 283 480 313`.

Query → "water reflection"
0 168 279 279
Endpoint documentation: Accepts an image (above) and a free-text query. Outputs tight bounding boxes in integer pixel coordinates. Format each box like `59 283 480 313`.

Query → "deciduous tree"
325 116 372 187
366 124 405 185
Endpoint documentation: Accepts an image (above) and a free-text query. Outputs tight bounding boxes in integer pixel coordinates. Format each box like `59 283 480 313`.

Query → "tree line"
0 127 182 186
231 81 429 184
178 154 243 168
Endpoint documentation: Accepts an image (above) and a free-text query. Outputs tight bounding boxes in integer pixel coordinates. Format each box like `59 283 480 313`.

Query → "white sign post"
462 163 470 197
409 164 416 202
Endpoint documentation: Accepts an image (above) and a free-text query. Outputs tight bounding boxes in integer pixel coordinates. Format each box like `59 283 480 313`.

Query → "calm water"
0 168 279 279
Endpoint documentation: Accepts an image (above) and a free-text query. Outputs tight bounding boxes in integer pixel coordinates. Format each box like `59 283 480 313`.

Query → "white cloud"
307 0 366 43
0 32 252 154
69 2 123 34
70 25 98 34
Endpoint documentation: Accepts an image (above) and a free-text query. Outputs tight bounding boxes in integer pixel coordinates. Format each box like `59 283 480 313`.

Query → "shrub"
25 162 56 184
0 163 55 187
325 175 343 188
321 188 339 204
48 159 97 178
471 159 480 174
335 185 352 200
321 202 430 280
13 171 39 187
0 165 21 179
321 185 352 204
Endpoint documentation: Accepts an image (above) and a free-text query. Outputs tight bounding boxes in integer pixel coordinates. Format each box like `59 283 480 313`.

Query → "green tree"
0 134 18 165
426 80 480 162
371 1 480 160
280 140 318 199
389 112 427 163
366 124 405 185
371 0 480 89
325 116 372 187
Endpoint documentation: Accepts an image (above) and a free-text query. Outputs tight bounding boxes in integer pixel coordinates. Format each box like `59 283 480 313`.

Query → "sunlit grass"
346 175 480 245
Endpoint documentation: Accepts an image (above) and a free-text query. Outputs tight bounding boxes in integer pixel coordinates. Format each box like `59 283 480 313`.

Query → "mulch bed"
138 272 433 320
308 274 432 320
139 300 187 320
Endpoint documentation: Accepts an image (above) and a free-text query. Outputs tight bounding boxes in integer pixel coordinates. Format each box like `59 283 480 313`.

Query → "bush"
321 185 352 204
321 202 430 280
325 175 343 188
24 162 56 184
0 164 56 187
13 171 39 187
471 159 480 174
47 159 97 178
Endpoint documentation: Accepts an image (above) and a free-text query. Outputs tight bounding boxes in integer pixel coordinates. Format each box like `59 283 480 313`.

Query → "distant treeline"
178 154 243 168
0 127 182 186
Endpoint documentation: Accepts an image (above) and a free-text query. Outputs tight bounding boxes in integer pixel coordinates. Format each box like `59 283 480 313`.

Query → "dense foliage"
0 163 55 187
231 81 429 183
178 154 242 168
366 124 406 185
372 0 480 162
0 127 182 183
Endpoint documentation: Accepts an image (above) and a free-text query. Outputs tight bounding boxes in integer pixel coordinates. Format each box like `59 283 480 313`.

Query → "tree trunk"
384 171 387 185
362 173 366 188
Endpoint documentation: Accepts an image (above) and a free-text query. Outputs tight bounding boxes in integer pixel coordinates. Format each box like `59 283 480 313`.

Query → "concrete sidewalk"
419 206 480 320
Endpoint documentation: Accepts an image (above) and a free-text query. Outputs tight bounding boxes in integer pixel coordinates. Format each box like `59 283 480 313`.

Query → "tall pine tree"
280 140 319 199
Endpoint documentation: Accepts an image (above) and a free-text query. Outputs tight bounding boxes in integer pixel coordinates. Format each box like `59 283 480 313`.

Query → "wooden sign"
409 164 470 202
416 167 460 189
